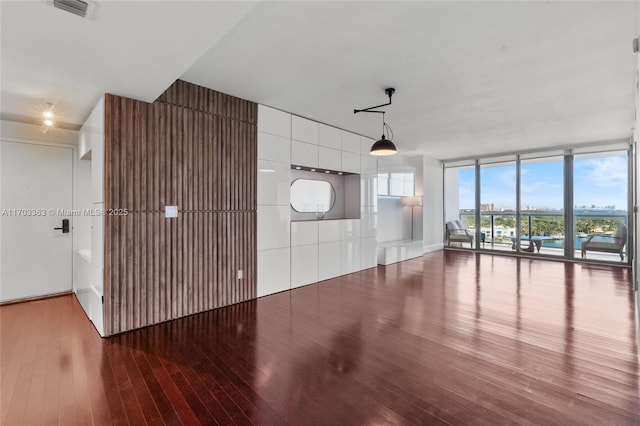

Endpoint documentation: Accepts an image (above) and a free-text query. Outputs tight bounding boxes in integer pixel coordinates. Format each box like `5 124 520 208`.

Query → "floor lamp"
401 196 423 240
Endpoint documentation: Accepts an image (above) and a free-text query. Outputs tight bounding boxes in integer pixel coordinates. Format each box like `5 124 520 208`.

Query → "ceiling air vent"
44 0 95 19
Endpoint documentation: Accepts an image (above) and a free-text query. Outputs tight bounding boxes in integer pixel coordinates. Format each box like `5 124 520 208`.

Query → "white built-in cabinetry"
257 106 378 298
74 97 105 336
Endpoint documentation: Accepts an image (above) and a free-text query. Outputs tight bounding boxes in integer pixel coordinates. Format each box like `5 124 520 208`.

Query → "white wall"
423 155 444 253
0 120 82 303
0 122 84 245
257 106 378 298
376 155 424 244
409 156 424 241
377 196 407 243
0 120 78 145
444 167 461 223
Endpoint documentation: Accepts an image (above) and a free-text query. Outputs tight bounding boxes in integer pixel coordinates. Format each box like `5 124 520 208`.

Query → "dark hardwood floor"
1 250 639 425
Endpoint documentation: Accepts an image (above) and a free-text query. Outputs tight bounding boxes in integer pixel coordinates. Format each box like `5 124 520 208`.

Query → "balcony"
456 211 628 263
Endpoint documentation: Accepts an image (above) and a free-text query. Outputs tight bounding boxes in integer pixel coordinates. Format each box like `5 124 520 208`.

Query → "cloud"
576 156 627 189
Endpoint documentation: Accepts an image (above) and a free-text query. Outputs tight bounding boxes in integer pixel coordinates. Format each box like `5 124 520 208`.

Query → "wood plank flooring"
1 250 639 425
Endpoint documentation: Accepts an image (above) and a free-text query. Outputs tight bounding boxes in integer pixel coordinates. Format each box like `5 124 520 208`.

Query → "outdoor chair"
581 224 627 261
446 220 474 248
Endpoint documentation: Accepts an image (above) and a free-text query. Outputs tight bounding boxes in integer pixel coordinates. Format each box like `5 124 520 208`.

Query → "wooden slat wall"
103 80 257 336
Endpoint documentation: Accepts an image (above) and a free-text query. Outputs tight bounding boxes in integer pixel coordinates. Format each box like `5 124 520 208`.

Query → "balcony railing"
456 210 628 262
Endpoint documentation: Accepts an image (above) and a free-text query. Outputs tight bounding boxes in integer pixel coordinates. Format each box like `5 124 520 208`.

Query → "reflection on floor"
458 241 626 263
1 251 638 425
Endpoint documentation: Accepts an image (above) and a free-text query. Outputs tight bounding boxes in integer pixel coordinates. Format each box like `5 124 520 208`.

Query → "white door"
0 140 73 302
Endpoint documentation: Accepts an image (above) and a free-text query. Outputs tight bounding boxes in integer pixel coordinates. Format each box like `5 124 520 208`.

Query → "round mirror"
290 179 336 213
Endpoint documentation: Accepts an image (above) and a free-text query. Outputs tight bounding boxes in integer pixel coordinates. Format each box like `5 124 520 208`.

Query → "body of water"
541 236 612 249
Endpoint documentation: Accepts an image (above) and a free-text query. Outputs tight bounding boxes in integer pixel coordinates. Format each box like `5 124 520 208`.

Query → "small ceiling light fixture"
310 168 316 172
354 88 398 156
43 102 55 119
42 103 56 130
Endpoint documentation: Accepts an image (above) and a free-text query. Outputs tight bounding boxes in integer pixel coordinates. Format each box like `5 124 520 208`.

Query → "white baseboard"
423 242 444 254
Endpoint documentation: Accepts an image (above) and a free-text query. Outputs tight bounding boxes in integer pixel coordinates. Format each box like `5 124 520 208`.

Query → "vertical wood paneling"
103 80 257 336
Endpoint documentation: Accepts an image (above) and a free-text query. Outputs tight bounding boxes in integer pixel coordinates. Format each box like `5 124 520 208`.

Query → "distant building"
481 203 494 211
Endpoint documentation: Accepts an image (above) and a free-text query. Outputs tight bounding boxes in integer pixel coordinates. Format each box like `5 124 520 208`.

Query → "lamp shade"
370 135 397 156
401 196 422 207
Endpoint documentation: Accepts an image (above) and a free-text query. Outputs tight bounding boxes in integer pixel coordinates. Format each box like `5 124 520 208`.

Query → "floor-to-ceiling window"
443 145 631 264
444 164 476 239
573 150 629 262
480 159 516 250
519 156 565 257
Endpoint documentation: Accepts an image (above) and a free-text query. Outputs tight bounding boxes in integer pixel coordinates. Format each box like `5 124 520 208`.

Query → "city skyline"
458 154 628 211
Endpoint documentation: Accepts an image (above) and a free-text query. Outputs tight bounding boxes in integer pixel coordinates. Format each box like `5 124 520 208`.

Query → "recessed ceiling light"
295 166 302 170
338 172 344 175
44 119 54 127
324 170 331 174
310 168 316 172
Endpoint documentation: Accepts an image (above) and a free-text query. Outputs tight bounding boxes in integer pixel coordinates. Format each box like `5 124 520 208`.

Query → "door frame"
0 136 79 300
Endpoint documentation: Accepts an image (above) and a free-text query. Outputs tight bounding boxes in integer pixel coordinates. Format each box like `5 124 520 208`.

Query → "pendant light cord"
384 122 394 141
382 112 394 140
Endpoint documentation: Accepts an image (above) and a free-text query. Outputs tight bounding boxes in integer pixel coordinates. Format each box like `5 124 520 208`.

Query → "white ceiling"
2 1 639 160
0 0 257 128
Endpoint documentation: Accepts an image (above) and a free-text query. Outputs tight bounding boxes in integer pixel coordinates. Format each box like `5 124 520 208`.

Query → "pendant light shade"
353 88 399 156
370 135 397 156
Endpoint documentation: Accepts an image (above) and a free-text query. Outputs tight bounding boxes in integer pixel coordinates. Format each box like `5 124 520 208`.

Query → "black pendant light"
370 113 397 156
354 88 398 156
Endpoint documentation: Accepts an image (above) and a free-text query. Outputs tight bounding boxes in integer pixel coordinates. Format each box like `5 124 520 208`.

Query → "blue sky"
458 154 628 210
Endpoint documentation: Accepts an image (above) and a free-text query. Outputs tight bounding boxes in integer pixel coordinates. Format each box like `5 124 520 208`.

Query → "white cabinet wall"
257 106 292 297
74 97 105 336
84 99 104 204
78 131 90 160
292 116 319 145
360 147 378 270
257 105 378 295
319 124 341 150
291 244 319 288
292 140 318 167
318 147 341 171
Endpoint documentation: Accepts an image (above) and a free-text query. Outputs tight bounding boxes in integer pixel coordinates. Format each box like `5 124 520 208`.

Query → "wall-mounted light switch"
165 206 178 218
237 269 244 280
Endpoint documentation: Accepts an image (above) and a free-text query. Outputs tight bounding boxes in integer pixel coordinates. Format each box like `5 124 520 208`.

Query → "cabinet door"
319 124 341 150
291 244 318 288
318 147 341 171
91 148 103 204
88 99 104 204
292 141 318 168
292 116 318 144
